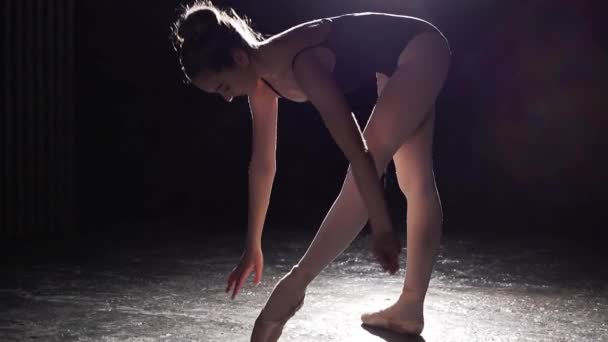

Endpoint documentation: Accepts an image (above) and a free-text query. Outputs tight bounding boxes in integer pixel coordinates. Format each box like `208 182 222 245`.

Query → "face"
191 49 258 102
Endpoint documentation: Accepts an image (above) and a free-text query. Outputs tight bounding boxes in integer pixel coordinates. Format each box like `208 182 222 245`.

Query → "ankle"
288 265 315 287
398 288 426 305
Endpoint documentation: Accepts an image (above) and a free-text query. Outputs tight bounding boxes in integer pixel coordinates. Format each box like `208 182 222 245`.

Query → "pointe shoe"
251 295 305 342
361 310 424 336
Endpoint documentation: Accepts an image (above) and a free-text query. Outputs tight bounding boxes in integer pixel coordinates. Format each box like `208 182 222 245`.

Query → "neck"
248 45 274 79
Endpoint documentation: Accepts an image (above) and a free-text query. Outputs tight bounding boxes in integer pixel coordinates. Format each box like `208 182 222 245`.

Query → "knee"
397 174 437 199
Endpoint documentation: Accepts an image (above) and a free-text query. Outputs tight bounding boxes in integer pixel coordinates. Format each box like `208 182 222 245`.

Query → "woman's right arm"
245 79 279 249
225 79 278 299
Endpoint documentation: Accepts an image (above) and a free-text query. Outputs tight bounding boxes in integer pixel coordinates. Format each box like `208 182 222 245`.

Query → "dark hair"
171 1 264 82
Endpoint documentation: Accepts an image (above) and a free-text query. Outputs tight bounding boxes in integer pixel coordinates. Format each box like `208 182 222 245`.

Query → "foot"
361 297 425 335
251 295 304 342
250 266 310 342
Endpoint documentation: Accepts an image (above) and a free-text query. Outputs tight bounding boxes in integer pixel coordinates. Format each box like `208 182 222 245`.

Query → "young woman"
172 1 450 340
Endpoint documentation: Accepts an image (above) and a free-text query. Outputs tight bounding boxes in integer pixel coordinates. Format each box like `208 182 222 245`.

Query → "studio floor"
1 223 607 342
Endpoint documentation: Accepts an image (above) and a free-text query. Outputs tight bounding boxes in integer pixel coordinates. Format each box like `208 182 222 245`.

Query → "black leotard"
261 12 450 98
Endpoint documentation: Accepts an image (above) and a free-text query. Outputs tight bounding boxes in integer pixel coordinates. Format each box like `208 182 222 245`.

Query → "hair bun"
178 9 218 44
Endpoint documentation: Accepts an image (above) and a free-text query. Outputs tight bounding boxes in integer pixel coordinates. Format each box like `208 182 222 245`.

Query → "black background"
74 0 608 240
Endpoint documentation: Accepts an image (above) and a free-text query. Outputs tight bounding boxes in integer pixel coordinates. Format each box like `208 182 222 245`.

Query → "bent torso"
257 20 336 102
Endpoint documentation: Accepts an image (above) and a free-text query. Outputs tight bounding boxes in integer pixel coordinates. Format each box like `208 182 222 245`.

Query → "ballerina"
171 1 450 340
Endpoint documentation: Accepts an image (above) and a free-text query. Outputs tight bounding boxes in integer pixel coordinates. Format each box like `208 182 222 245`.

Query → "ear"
232 48 250 67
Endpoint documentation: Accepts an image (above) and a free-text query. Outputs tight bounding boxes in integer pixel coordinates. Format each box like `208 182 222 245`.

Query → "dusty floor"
1 224 607 342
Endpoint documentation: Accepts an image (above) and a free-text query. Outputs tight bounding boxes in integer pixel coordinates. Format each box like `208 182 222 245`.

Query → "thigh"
361 31 450 166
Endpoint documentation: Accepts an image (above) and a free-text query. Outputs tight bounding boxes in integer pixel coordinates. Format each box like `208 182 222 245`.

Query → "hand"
371 228 401 274
225 246 264 299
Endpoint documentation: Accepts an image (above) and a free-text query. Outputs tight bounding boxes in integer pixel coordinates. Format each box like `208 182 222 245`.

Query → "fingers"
374 252 387 271
374 243 400 274
377 252 397 274
386 251 399 274
378 252 398 274
372 232 402 274
226 263 264 300
225 271 237 294
253 264 262 285
226 267 250 299
232 268 251 299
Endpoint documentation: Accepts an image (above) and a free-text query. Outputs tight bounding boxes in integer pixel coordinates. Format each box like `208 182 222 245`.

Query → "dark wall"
74 0 608 237
2 0 76 238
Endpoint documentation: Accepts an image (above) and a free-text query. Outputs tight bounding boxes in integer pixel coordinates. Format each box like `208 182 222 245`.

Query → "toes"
361 311 389 327
360 313 372 325
360 311 424 336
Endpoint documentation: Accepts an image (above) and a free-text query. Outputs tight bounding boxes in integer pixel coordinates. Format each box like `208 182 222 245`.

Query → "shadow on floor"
362 324 426 342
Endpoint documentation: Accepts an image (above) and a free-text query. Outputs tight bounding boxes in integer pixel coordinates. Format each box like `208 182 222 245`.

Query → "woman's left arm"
292 49 400 273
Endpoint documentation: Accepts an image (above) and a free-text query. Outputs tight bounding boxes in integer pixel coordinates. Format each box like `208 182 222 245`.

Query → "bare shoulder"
259 19 332 73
